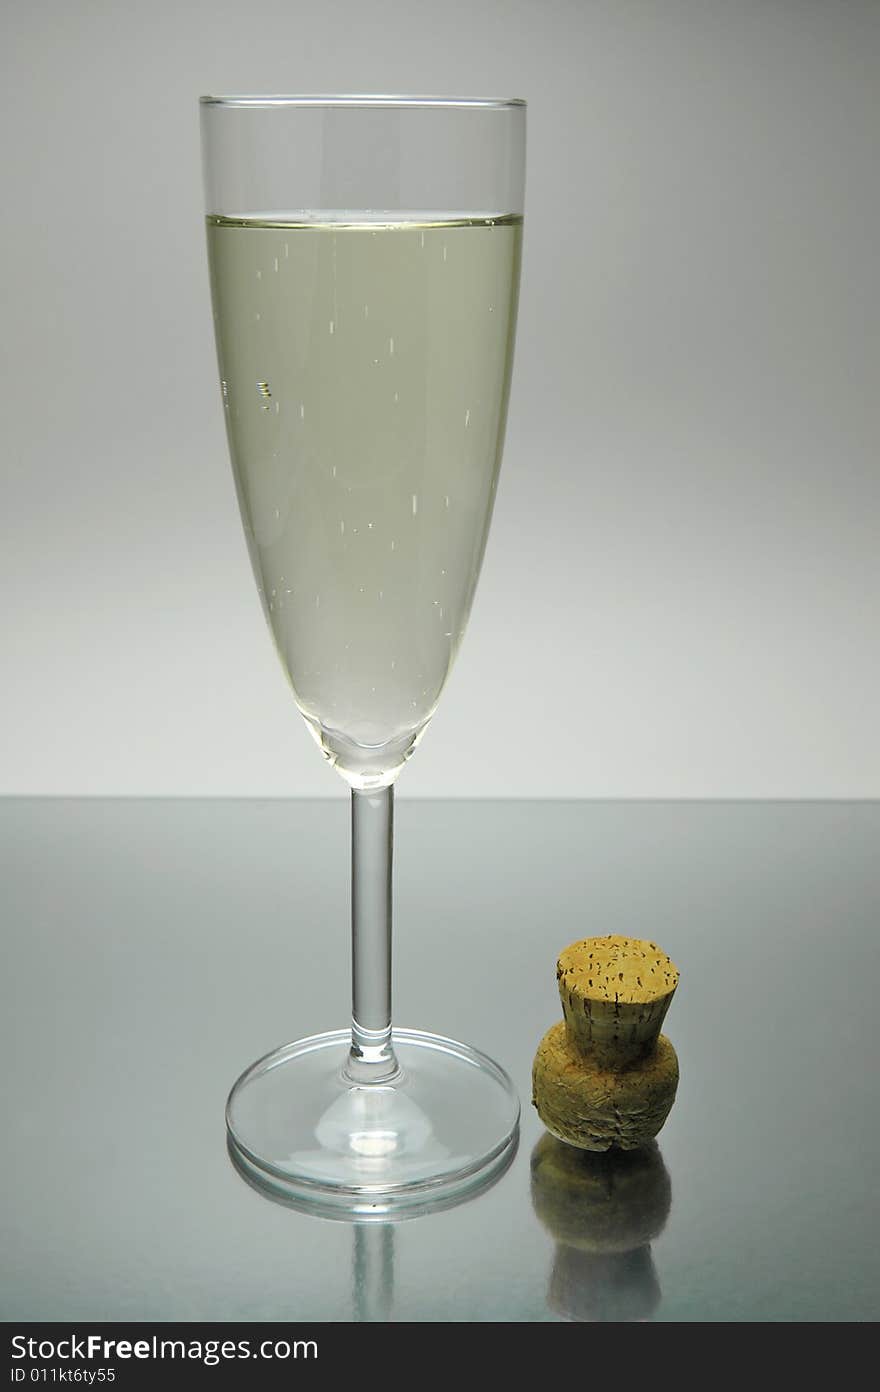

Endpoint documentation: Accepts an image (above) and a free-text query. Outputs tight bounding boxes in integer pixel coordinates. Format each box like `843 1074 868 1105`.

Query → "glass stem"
347 785 399 1083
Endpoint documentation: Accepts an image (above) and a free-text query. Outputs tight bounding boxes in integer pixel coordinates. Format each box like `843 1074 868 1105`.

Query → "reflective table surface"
2 798 878 1321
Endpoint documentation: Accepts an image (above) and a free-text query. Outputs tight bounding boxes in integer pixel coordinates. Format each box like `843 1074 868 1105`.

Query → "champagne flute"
201 94 525 1215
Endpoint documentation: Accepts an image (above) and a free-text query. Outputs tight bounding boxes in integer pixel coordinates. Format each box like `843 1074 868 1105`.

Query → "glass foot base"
226 1028 520 1219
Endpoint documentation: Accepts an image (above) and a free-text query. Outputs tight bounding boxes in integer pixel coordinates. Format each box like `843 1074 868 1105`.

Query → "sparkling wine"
207 213 521 786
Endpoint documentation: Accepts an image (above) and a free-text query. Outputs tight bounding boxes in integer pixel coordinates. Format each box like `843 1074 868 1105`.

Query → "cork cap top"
557 935 679 1007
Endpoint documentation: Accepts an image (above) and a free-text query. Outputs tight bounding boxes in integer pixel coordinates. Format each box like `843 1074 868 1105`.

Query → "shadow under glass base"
226 1028 520 1219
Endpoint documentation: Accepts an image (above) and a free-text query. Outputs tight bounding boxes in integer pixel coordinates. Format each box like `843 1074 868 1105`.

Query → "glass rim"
200 93 526 110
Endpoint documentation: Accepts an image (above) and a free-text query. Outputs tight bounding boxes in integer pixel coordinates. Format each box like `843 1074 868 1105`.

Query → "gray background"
2 0 878 799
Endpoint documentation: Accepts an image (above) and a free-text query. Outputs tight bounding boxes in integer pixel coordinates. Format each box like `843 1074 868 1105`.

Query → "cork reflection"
530 1135 672 1322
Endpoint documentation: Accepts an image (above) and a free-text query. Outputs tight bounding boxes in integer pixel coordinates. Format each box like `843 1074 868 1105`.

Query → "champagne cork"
532 935 680 1152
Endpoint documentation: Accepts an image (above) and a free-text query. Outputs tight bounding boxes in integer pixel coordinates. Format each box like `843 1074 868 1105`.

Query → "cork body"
533 1020 678 1151
532 935 680 1152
